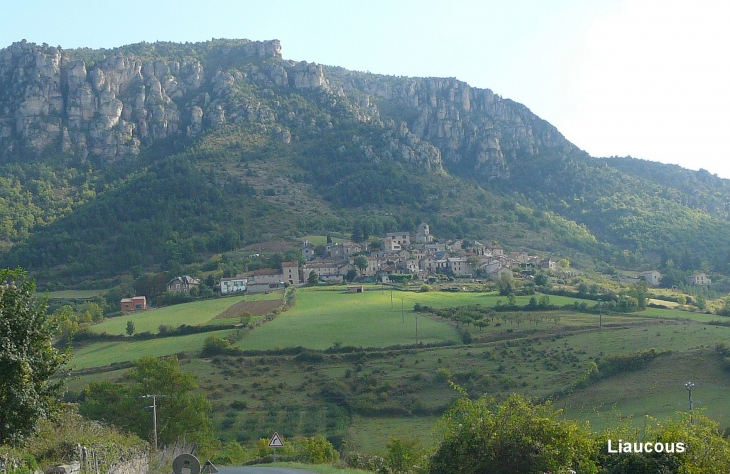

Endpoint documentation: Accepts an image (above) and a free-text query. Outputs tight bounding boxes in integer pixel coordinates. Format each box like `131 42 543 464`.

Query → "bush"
202 334 235 356
385 437 427 473
292 435 338 464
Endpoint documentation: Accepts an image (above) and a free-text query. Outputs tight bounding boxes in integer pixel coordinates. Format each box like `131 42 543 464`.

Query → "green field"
42 289 108 299
560 349 730 430
237 287 460 350
65 286 730 456
302 235 347 246
91 296 247 335
71 329 237 369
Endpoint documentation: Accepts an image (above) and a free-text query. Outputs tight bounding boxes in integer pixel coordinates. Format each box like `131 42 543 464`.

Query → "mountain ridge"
0 38 728 285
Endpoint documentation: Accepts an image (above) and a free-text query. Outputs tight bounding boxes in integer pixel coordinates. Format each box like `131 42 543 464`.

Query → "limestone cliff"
324 69 576 180
0 38 574 179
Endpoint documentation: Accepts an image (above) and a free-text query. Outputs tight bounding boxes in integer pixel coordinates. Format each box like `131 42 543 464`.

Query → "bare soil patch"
214 299 283 319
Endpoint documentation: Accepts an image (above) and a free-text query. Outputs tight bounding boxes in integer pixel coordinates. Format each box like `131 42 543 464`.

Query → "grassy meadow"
71 329 238 369
90 295 249 335
65 284 730 454
236 287 461 350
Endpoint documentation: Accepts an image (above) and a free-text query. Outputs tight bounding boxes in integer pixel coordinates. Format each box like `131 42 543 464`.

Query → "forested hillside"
0 38 728 285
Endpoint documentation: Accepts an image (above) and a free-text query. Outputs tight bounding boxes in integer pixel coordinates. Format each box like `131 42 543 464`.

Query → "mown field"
43 289 108 299
90 295 249 335
236 287 461 350
66 285 730 454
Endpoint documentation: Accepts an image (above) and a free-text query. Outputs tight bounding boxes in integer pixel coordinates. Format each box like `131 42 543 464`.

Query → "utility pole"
685 381 695 424
142 394 165 450
401 298 404 323
597 298 602 329
415 315 419 344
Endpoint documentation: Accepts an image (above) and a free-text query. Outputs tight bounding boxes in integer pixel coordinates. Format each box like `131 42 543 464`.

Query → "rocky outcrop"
0 38 572 179
0 39 286 161
326 69 576 180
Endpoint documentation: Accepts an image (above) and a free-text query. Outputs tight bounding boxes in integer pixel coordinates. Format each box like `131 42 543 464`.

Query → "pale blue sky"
2 0 729 177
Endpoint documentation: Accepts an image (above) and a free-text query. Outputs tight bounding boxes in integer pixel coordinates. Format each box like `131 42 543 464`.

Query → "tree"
534 272 549 286
498 273 514 296
307 270 319 286
354 255 369 275
126 320 136 336
80 356 214 450
0 268 68 444
429 390 597 474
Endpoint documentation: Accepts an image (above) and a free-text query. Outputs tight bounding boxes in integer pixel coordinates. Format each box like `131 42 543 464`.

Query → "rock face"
0 39 283 160
325 70 575 180
0 38 574 179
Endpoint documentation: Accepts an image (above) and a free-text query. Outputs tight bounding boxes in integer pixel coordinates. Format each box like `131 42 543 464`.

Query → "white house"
220 277 247 295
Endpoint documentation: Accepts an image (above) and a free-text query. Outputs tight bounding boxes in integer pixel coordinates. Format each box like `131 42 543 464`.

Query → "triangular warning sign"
201 461 218 474
268 432 284 447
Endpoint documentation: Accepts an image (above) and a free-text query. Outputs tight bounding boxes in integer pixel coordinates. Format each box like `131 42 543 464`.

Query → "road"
217 467 316 474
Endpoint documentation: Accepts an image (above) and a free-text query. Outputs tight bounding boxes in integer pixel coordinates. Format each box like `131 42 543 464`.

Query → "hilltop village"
219 224 564 294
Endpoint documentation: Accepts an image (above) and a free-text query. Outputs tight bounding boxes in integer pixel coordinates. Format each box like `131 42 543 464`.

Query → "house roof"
281 261 300 267
221 276 248 282
167 276 200 286
253 269 281 276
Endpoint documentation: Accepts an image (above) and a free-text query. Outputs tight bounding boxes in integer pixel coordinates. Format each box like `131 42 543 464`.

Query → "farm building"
120 296 147 312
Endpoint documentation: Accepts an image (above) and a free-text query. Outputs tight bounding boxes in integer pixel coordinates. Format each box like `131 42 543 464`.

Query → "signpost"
268 432 284 461
172 454 201 474
201 460 218 474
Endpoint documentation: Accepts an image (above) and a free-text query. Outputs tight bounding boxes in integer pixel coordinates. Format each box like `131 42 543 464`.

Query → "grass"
237 287 460 350
347 415 438 453
560 349 730 430
258 462 373 474
70 329 236 369
302 235 347 246
65 286 730 456
41 289 108 299
90 296 247 335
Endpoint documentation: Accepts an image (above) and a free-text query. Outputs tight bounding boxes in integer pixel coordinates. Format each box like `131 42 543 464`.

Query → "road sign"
172 454 201 474
201 460 218 474
268 432 284 447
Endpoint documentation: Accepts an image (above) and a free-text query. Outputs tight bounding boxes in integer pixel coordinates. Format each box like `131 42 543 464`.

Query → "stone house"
489 267 514 281
385 231 411 246
302 242 316 261
640 270 662 286
166 276 201 293
447 257 473 277
415 223 433 243
687 273 711 285
282 261 301 285
382 237 402 252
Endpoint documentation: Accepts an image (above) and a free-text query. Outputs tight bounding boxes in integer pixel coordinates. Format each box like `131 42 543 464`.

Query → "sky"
2 0 729 177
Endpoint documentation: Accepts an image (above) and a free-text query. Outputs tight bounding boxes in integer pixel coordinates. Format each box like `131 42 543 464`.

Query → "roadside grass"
70 329 236 369
90 296 247 335
260 463 372 474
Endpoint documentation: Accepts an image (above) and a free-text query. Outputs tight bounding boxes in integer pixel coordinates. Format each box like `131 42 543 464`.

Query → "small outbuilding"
347 285 364 293
121 296 147 312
